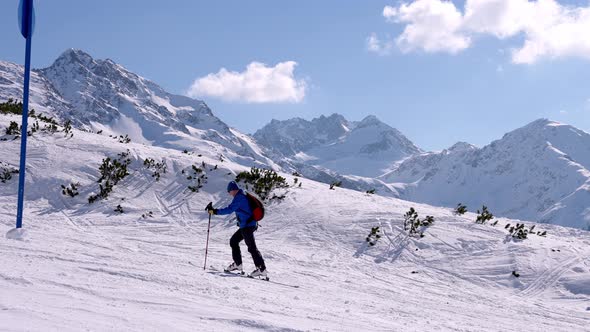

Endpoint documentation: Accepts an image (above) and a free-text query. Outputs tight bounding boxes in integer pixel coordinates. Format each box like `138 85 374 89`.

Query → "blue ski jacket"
216 189 256 229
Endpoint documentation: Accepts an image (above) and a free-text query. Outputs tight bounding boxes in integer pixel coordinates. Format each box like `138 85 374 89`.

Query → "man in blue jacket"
207 181 267 278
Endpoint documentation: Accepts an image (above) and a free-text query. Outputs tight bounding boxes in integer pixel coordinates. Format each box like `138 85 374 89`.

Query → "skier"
206 181 267 278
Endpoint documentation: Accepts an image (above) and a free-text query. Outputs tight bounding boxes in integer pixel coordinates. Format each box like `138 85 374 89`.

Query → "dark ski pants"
230 226 266 271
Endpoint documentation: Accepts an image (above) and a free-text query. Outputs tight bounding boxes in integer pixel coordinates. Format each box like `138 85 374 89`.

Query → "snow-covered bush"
366 226 381 246
185 165 207 193
118 134 131 144
88 150 131 203
63 120 73 138
114 204 124 213
143 158 167 181
0 99 24 115
403 207 434 237
236 167 288 201
1 100 60 133
0 162 19 183
6 121 20 136
329 181 342 190
403 208 418 231
61 182 80 197
43 123 58 134
505 223 547 240
475 206 493 224
454 203 467 215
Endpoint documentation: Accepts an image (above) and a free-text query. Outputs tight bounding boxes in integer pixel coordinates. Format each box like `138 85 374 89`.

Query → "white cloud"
462 0 533 38
187 61 306 103
383 1 470 54
380 0 590 64
366 33 394 55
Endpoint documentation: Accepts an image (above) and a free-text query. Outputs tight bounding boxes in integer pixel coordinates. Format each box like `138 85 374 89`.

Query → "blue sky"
1 0 589 151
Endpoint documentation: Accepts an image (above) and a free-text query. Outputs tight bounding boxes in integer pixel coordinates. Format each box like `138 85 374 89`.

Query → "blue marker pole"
16 0 35 229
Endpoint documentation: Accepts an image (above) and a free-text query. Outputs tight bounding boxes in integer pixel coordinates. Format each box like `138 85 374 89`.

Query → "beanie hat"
227 181 240 192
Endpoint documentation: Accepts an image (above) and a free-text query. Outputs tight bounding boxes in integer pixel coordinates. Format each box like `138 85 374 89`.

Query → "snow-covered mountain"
0 49 277 168
1 114 589 331
2 50 589 231
382 119 590 230
254 114 421 178
0 60 73 119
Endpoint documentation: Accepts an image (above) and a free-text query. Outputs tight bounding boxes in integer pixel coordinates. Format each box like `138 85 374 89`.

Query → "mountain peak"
526 118 563 128
358 115 382 126
312 113 348 127
447 141 477 153
326 113 346 121
52 48 96 68
504 118 577 142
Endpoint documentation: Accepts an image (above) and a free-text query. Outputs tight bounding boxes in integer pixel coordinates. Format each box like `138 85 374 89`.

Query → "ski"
204 265 300 288
247 274 270 282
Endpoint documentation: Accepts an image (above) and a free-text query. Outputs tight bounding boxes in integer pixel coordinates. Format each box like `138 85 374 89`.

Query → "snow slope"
1 114 589 331
382 119 590 230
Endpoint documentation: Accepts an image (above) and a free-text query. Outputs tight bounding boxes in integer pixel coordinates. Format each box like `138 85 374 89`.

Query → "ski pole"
203 204 212 270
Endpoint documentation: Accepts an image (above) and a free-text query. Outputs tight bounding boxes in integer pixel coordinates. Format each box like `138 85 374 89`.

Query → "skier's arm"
216 199 239 216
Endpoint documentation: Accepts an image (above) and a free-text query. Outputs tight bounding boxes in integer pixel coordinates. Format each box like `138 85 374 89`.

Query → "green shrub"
114 205 124 213
0 99 24 115
366 226 382 246
329 181 342 190
186 164 207 193
235 167 288 201
475 206 493 224
118 135 131 144
0 163 19 183
63 120 73 138
454 203 467 215
88 150 131 203
403 207 434 238
504 223 546 240
6 121 20 136
143 158 167 181
61 182 80 197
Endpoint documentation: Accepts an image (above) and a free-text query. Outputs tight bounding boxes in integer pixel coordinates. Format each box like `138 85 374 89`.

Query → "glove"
205 202 216 215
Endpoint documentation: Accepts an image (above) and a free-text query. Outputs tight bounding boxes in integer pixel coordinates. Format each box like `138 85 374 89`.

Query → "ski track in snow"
0 117 589 331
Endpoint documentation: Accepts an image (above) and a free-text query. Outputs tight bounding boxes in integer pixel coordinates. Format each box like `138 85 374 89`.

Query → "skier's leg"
241 227 266 271
229 228 244 266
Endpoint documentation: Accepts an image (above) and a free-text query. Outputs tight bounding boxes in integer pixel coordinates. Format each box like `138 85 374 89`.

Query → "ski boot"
248 267 269 281
224 262 244 275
